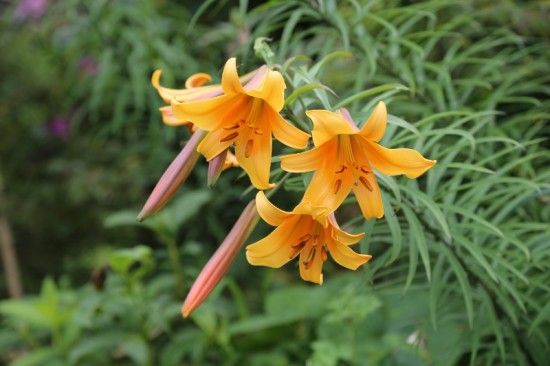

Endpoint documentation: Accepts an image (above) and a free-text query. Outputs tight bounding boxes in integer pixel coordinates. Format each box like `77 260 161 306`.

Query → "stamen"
321 246 328 261
359 176 373 191
223 123 240 130
360 165 371 174
296 234 312 243
335 165 347 174
220 132 238 142
254 128 263 135
334 179 342 194
303 247 316 269
289 242 305 258
245 139 253 158
247 122 254 129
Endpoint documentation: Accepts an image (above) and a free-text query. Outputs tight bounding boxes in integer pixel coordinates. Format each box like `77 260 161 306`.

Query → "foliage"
1 0 549 365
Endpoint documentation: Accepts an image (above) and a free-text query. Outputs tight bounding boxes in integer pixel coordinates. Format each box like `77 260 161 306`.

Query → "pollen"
245 139 254 158
303 247 316 269
220 132 238 142
360 166 371 174
335 165 347 174
359 176 373 191
254 128 263 135
334 179 342 194
223 123 240 130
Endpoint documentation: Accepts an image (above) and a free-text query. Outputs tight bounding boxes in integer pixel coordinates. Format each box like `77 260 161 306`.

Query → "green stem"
165 237 185 297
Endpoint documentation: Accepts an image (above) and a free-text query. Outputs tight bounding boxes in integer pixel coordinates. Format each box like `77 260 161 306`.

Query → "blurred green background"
0 0 548 365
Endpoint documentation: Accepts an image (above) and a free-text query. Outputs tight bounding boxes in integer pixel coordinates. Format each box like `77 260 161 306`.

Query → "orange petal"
159 106 190 126
185 73 212 88
327 239 371 270
280 144 327 173
300 166 355 215
245 68 286 112
246 216 302 268
255 191 292 226
221 58 245 95
298 244 324 284
197 129 235 161
234 125 274 190
352 172 384 219
171 94 241 131
327 214 365 245
151 70 221 104
359 102 387 142
364 140 436 178
306 110 359 146
270 111 310 149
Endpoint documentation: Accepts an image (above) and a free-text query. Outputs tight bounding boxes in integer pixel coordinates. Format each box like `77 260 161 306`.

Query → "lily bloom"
139 69 245 220
281 103 436 219
171 58 310 189
246 192 371 284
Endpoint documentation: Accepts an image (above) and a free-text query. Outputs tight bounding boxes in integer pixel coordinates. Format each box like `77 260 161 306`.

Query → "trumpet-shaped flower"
171 58 310 189
246 192 371 284
281 104 436 218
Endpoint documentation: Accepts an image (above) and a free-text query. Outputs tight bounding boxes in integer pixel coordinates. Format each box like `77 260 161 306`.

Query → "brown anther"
223 123 240 130
303 247 316 269
289 243 305 258
296 234 312 243
360 166 371 174
334 179 342 194
254 128 263 135
335 165 347 174
245 139 253 158
359 176 373 191
220 132 238 142
321 246 328 261
247 122 254 129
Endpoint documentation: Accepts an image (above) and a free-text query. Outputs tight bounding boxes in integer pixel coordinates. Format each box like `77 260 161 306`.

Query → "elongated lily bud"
207 149 228 188
182 200 259 317
137 129 206 221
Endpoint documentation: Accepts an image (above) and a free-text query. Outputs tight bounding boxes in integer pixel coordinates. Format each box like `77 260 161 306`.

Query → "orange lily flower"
246 192 371 284
171 58 310 189
281 103 436 219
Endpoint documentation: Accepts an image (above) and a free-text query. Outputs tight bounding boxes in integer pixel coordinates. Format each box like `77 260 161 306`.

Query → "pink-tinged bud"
137 129 206 221
182 200 259 318
207 149 228 188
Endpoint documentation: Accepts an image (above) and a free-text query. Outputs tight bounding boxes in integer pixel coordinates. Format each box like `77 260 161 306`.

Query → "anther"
296 234 312 243
245 139 254 158
359 176 373 191
303 248 316 269
360 166 371 174
289 243 304 258
334 179 342 194
321 246 328 261
335 165 347 174
220 132 238 142
223 123 240 130
254 128 263 135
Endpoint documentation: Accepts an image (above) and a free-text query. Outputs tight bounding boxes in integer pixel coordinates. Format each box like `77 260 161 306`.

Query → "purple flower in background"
47 116 71 139
77 56 99 77
15 0 49 20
